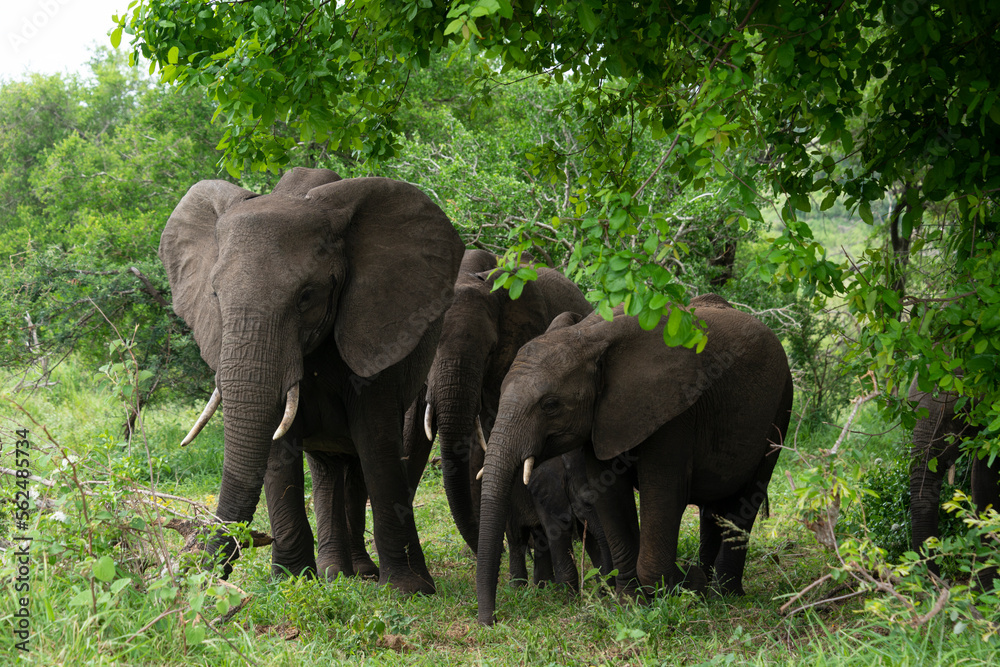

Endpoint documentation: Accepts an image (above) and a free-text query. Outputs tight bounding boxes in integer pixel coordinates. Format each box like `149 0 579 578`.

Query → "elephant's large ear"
159 180 258 371
307 177 464 378
591 307 706 460
545 311 585 332
271 167 341 197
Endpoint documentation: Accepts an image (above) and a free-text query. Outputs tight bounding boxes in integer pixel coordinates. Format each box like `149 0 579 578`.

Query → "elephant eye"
541 396 560 413
298 288 315 310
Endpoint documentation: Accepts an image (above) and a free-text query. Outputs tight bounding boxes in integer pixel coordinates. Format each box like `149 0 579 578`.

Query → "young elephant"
506 450 614 589
476 295 793 625
909 377 1000 573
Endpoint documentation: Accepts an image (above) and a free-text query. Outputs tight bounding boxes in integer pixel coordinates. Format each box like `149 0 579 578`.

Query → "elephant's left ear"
307 177 465 378
591 307 706 460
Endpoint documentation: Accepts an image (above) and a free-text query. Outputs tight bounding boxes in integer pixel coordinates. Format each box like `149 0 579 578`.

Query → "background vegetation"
3 0 1000 662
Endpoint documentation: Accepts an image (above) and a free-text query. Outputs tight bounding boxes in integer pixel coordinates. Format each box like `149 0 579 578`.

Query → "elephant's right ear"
306 177 465 378
591 308 705 460
159 180 258 371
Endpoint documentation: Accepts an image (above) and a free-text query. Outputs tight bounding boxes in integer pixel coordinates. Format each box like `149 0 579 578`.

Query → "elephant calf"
507 450 614 589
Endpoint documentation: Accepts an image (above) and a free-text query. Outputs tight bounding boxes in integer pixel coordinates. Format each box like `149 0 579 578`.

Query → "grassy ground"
1 358 996 665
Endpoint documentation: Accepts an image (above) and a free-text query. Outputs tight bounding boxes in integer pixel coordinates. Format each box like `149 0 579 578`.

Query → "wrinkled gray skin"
476 295 794 625
909 378 1000 577
159 167 464 593
406 249 593 554
507 450 614 589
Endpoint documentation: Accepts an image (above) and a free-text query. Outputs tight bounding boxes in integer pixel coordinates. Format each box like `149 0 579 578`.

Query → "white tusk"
523 456 535 486
476 467 484 480
272 383 300 441
180 388 221 447
424 403 434 442
475 416 488 452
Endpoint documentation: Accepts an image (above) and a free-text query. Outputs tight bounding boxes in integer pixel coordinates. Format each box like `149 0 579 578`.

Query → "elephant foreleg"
265 437 317 578
634 439 703 595
506 522 530 587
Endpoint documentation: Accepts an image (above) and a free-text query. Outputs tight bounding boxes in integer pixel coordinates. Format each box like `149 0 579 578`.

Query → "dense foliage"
117 0 1000 439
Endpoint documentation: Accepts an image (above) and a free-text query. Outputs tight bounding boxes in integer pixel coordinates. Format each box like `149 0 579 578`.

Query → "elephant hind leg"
307 452 356 581
507 523 530 587
345 457 379 580
266 438 317 578
704 465 776 596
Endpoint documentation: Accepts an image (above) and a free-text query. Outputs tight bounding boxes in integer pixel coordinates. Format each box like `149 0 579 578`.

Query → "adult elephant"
475 295 793 625
413 249 592 554
909 378 1000 575
161 167 464 593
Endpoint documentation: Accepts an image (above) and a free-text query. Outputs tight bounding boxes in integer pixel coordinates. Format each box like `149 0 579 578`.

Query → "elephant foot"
680 563 708 594
380 567 436 595
352 554 380 581
636 563 707 596
710 569 746 596
508 577 529 589
613 570 643 599
271 559 318 580
317 560 354 582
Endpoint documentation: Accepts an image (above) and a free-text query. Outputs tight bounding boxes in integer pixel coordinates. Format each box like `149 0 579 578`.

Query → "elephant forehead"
505 338 583 388
218 195 340 241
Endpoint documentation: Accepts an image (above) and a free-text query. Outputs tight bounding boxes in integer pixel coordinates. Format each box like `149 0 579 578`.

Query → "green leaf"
167 46 179 65
638 307 661 330
858 202 873 225
666 306 682 337
69 588 93 607
186 625 206 645
508 277 524 300
111 578 132 595
578 5 599 34
776 43 794 69
93 555 116 582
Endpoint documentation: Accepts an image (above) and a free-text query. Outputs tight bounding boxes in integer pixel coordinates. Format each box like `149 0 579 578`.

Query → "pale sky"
1 0 129 82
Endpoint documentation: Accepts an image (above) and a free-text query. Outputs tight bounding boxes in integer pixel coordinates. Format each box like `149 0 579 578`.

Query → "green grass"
1 360 996 665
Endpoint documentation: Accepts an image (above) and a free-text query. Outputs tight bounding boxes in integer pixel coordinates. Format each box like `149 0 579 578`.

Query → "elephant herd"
160 168 996 626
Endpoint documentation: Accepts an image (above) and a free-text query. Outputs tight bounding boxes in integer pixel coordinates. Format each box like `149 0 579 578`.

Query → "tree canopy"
119 0 1000 442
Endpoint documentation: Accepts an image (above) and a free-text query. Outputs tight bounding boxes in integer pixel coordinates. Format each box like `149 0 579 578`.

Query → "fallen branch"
160 518 273 549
